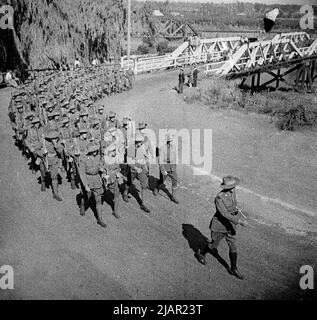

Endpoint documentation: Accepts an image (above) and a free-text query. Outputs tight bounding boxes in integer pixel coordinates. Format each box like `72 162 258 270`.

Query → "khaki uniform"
209 189 241 253
127 143 149 189
158 142 178 188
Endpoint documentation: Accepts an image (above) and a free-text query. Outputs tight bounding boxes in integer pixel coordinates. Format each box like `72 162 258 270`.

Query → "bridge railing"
121 32 315 75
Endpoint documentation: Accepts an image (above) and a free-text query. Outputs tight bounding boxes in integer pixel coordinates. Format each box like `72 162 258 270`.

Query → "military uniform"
78 143 107 228
155 135 179 204
195 176 245 280
25 117 47 190
103 144 123 219
44 130 63 201
124 133 150 213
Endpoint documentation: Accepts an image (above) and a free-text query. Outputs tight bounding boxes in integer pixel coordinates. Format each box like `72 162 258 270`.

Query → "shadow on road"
182 223 210 253
182 224 230 271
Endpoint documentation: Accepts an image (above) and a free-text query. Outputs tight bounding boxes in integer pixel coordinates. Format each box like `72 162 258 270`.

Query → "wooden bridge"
121 31 317 91
212 32 317 91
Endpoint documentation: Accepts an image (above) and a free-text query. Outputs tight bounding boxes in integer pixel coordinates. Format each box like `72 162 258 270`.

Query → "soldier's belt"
47 153 57 157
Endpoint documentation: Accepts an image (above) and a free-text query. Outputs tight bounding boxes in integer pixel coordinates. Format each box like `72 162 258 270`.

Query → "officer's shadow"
182 224 230 270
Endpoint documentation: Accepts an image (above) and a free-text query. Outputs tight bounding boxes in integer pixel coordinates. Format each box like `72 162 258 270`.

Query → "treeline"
133 1 317 32
0 0 126 72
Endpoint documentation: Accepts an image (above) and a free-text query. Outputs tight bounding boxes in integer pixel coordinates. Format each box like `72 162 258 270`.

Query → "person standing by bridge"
193 66 199 88
178 69 185 94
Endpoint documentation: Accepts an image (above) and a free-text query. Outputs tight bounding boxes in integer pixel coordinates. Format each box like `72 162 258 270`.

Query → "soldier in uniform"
195 176 246 280
68 102 79 127
13 104 27 152
77 108 90 131
68 127 90 182
124 133 151 213
106 111 120 130
25 116 47 191
102 143 124 219
96 105 107 134
59 116 76 189
90 118 102 143
44 129 63 201
78 143 107 228
154 133 179 204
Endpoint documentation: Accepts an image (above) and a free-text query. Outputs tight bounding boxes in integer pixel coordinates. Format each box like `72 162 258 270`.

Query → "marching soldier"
78 143 107 228
154 133 179 204
195 176 247 280
106 111 120 130
96 105 107 134
44 129 63 201
90 118 102 142
102 143 124 219
68 127 90 178
124 133 151 213
25 116 47 191
59 116 76 188
68 102 79 127
138 122 154 159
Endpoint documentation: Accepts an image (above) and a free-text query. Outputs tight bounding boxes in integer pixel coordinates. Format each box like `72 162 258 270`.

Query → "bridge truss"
121 31 317 91
212 32 317 91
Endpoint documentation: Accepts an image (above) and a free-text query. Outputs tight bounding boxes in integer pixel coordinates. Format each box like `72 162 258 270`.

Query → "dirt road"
0 72 316 300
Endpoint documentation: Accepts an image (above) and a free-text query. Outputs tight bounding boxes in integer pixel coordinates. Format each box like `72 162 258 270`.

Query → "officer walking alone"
195 176 247 280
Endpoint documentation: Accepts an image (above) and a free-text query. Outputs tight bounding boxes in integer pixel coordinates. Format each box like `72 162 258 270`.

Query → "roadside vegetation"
183 76 317 132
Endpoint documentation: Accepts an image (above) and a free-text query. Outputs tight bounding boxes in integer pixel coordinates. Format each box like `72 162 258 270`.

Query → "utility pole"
127 0 131 63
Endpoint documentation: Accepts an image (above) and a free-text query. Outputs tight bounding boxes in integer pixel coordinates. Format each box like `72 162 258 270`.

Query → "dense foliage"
0 0 126 70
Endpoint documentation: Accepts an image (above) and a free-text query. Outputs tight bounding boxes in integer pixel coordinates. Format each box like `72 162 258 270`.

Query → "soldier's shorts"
47 156 59 180
209 231 237 253
81 187 104 199
129 168 148 189
107 180 119 197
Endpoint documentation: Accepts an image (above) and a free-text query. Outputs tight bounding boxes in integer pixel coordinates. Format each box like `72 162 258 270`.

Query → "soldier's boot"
52 180 62 201
195 248 207 265
112 196 121 219
171 187 179 204
96 204 107 228
140 188 150 213
228 252 244 280
123 184 129 203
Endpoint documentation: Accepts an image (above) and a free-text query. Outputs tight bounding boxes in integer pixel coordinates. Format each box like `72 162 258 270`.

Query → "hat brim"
220 183 236 190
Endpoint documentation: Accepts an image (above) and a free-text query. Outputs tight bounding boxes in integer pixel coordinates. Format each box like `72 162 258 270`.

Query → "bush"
183 76 317 131
137 43 150 55
157 40 169 55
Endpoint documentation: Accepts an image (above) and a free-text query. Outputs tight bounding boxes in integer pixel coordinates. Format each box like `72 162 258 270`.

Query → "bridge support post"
251 74 256 89
276 69 281 89
257 71 261 89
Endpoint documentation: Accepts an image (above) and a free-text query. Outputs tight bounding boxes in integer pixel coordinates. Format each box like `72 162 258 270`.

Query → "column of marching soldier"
8 65 180 229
